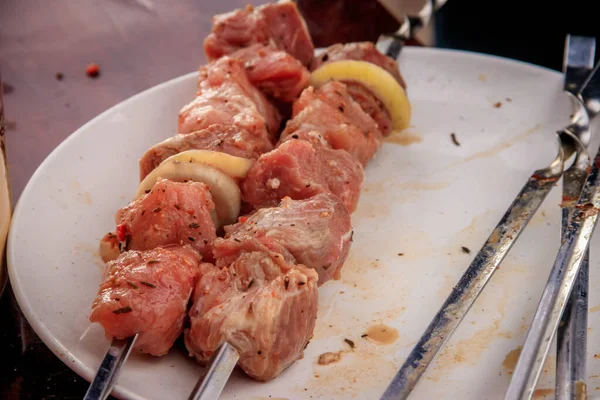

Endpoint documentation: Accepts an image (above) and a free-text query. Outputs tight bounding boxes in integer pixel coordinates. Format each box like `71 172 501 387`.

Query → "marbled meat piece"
229 44 310 102
204 0 314 67
138 124 273 180
185 240 318 381
180 57 280 139
224 193 353 283
241 138 364 213
280 83 382 165
115 179 217 259
311 41 406 88
89 245 201 356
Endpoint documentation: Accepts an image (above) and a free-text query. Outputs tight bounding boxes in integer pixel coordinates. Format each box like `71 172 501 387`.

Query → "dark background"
2 0 600 399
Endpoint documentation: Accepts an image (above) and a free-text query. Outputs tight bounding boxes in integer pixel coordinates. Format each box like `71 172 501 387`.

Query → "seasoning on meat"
229 44 310 102
204 0 315 67
241 138 364 213
280 82 382 165
222 193 353 284
138 124 273 180
179 57 281 139
115 179 217 259
185 245 318 381
89 245 201 356
310 42 407 136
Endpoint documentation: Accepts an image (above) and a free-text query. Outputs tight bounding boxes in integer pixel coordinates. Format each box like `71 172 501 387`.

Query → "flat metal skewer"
187 342 240 400
379 142 564 399
83 334 138 400
505 61 600 400
556 34 596 400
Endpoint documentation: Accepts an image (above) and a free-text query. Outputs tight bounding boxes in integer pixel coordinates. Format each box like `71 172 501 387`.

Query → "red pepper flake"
113 306 132 314
239 216 249 223
86 63 100 78
116 225 128 242
147 260 160 264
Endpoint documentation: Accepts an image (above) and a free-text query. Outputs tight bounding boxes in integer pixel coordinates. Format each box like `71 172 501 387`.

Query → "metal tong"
380 36 600 400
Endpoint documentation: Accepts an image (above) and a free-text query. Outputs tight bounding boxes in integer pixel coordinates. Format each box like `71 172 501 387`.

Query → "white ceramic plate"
8 47 600 400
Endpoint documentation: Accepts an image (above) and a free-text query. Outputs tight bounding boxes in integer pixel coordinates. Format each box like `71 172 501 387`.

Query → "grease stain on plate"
385 129 423 146
305 346 397 398
502 346 522 373
463 123 542 163
532 388 554 399
364 324 399 345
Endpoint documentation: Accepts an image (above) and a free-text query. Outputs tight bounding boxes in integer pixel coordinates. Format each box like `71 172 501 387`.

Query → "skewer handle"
83 335 138 400
188 342 240 400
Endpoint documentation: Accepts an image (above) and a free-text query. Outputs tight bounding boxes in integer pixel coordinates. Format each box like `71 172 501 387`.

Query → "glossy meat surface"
311 41 406 88
185 240 318 381
204 1 314 67
179 57 280 139
138 124 273 180
89 245 201 356
230 44 310 102
115 179 217 259
224 193 353 283
280 83 382 165
241 138 363 213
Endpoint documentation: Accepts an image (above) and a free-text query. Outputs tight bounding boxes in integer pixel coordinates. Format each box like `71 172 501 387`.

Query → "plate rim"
6 46 564 400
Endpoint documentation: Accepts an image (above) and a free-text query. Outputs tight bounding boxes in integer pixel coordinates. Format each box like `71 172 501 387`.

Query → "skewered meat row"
90 0 409 383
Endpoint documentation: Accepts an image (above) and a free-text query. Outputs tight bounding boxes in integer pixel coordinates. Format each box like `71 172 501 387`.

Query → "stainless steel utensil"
83 334 138 400
187 342 239 400
379 37 600 400
380 0 448 60
556 35 600 400
506 48 600 400
504 60 600 399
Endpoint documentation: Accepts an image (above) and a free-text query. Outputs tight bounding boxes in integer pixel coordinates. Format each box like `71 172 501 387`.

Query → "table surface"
0 1 402 398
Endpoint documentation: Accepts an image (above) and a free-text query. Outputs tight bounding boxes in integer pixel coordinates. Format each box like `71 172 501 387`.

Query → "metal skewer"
83 334 138 400
506 56 600 400
556 35 598 400
379 38 600 400
379 0 448 60
187 342 240 400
